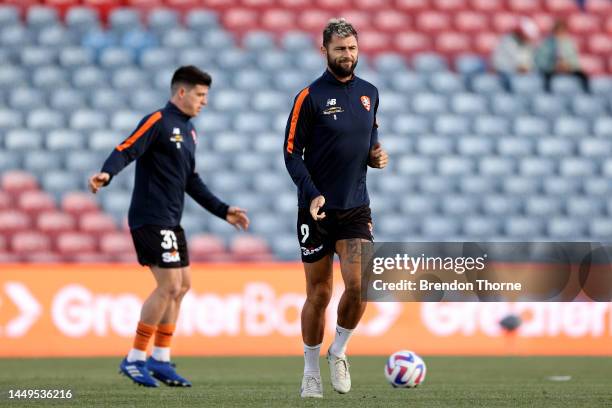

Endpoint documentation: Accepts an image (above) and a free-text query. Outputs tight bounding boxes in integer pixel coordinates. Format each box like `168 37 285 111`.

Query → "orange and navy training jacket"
101 101 228 229
283 69 379 210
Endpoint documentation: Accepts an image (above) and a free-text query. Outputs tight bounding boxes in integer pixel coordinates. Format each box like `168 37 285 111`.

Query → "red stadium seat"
261 9 297 32
0 253 22 263
508 0 542 13
229 235 273 261
342 10 371 31
469 0 505 13
588 33 612 56
189 233 228 262
0 191 12 211
545 0 577 14
163 0 205 13
395 0 428 13
298 9 333 32
201 0 239 10
416 11 451 33
79 212 117 234
492 12 519 34
579 55 605 76
278 0 311 9
61 192 99 216
36 211 77 235
43 0 79 18
373 10 409 32
0 234 6 252
240 0 276 10
568 13 602 35
0 210 31 234
17 190 56 215
11 231 52 255
433 0 467 11
358 30 391 54
532 13 555 34
395 31 432 54
315 0 353 12
125 0 164 12
1 171 38 196
222 8 258 32
586 0 612 13
605 16 612 34
1 0 41 16
354 0 392 10
454 11 489 33
56 231 97 254
99 231 134 255
82 0 121 22
71 252 113 263
24 252 63 263
436 31 471 55
474 31 500 54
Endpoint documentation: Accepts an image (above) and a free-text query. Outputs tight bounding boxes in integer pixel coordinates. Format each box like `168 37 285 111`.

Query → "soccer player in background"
88 66 249 387
283 19 389 398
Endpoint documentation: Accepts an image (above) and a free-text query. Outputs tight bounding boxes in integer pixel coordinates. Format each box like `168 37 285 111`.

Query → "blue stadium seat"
9 87 46 111
440 195 478 216
397 155 434 175
559 158 596 177
27 6 59 30
195 152 229 173
194 111 231 134
473 115 510 136
47 129 84 151
185 9 219 33
497 137 533 156
274 71 311 92
502 176 540 195
462 217 502 237
59 47 95 68
593 118 612 137
421 217 460 237
412 53 448 73
23 151 62 173
504 217 545 238
579 138 612 158
0 6 19 28
416 136 453 155
588 219 612 239
583 178 611 196
81 29 118 54
417 176 456 194
511 75 544 94
392 115 430 135
530 94 567 117
554 116 590 138
257 50 291 71
571 95 606 118
200 29 235 50
73 66 109 89
233 112 270 133
0 151 21 171
243 31 275 51
121 30 158 55
456 136 494 156
90 89 128 112
148 9 180 33
566 197 604 217
111 111 143 132
109 8 142 32
162 29 197 49
281 31 313 51
130 89 166 112
547 218 586 239
376 174 415 193
459 176 498 194
227 192 271 213
479 157 516 176
470 74 503 94
429 72 464 94
65 7 100 33
89 130 119 152
234 69 271 91
412 93 447 115
250 213 291 235
252 90 291 112
206 172 250 194
536 138 574 157
482 195 521 215
374 53 408 73
551 75 584 95
601 159 612 177
177 48 215 70
374 213 416 239
20 47 56 68
41 170 81 194
32 66 69 89
518 157 555 176
0 108 23 129
491 94 528 116
1 26 31 50
543 177 581 195
381 135 411 154
270 234 300 261
65 151 105 173
438 156 473 175
513 116 549 137
70 109 108 131
38 25 74 48
392 72 428 93
232 153 269 173
451 93 487 115
253 172 291 192
50 88 86 112
112 67 148 90
211 89 248 112
434 115 470 135
27 109 65 129
99 47 135 68
211 132 248 152
591 77 612 96
378 92 407 114
399 195 438 215
455 54 487 76
524 196 562 216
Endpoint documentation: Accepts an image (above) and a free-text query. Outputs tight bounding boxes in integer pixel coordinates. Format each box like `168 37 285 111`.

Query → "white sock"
152 346 171 362
329 325 353 358
303 343 321 375
127 348 147 362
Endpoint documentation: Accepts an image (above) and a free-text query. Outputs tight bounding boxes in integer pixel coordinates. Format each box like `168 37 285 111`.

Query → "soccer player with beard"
283 18 389 398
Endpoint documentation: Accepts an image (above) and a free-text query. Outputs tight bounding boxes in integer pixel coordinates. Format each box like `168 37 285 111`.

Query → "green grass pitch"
0 356 610 407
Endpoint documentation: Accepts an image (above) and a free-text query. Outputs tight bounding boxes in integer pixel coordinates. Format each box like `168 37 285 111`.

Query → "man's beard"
327 56 358 78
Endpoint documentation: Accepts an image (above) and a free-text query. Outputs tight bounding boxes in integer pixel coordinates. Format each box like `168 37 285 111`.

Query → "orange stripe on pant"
286 87 310 154
116 111 163 152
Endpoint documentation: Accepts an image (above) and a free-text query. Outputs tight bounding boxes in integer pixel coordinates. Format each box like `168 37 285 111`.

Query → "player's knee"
308 285 332 308
343 282 361 302
179 280 191 297
160 281 182 299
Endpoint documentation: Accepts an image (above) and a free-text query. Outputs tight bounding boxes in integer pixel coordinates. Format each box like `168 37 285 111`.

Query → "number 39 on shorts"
300 224 309 243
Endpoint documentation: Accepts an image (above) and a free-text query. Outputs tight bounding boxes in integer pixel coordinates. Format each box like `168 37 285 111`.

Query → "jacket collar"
164 101 192 121
322 69 356 88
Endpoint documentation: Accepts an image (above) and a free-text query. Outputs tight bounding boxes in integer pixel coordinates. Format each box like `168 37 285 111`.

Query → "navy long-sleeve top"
283 70 379 210
101 102 228 229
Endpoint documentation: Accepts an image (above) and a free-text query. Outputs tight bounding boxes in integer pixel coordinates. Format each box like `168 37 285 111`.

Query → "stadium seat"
56 231 97 257
524 196 562 216
542 177 581 195
482 195 521 216
571 95 606 118
547 218 586 239
36 211 77 236
593 118 612 138
473 116 510 136
189 233 229 262
502 176 540 195
2 170 38 195
566 197 604 217
531 94 567 117
61 192 99 216
65 6 101 33
229 235 273 262
456 137 494 156
518 157 555 176
5 129 44 151
559 158 596 177
513 116 549 137
554 117 590 138
416 136 454 155
459 176 498 194
434 115 470 135
462 217 502 237
99 231 134 257
79 212 117 235
504 217 545 238
17 190 56 215
0 210 32 234
440 194 478 216
497 138 534 157
417 175 456 194
589 219 612 239
421 217 460 238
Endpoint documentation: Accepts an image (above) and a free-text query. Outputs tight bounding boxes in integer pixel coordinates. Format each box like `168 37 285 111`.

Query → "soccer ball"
384 350 426 388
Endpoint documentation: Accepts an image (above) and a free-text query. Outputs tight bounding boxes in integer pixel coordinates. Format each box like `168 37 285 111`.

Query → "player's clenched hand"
368 143 389 169
88 172 110 194
310 195 326 221
226 206 249 231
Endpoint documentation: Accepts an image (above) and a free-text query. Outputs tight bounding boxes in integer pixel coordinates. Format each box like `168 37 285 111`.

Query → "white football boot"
327 349 351 394
300 373 323 398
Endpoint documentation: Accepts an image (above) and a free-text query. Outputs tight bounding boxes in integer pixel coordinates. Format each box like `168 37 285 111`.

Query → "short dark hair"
171 65 212 94
323 18 358 48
